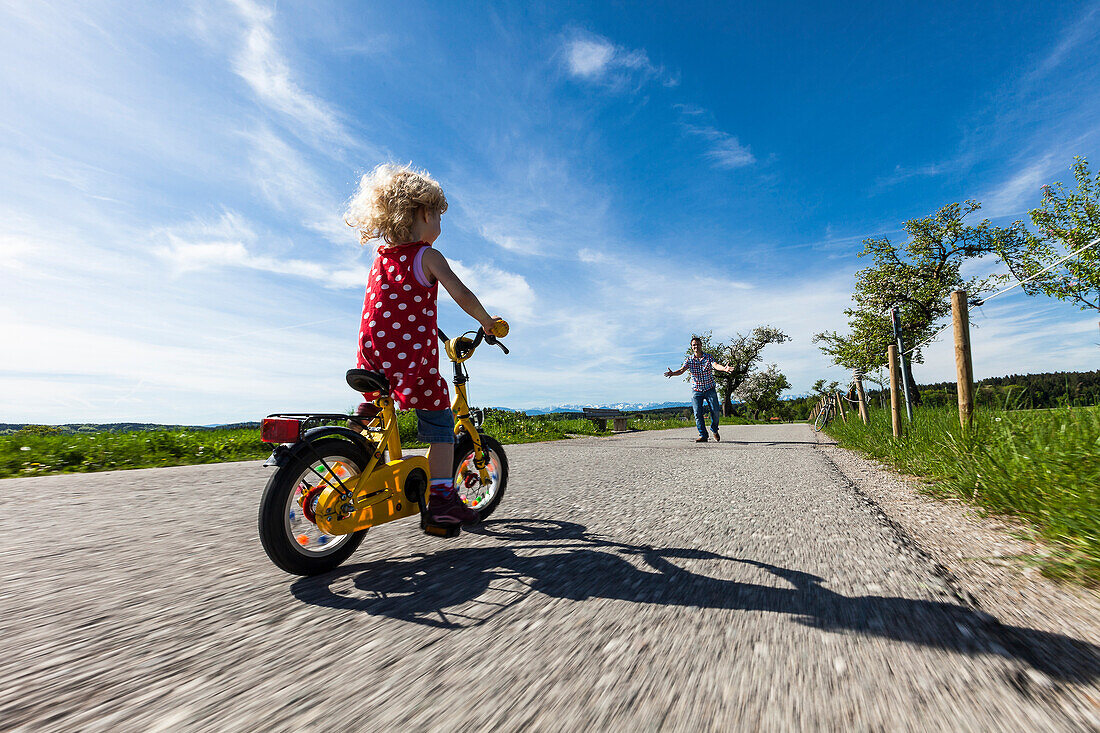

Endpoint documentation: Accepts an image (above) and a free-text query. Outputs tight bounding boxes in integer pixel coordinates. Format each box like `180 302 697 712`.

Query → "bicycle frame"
447 350 493 486
272 328 503 536
310 394 429 536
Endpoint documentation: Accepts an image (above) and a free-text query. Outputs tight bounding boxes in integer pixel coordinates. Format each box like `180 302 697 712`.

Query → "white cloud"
154 210 371 289
567 38 615 77
914 296 1100 385
447 259 537 321
447 148 613 257
562 32 675 90
577 248 605 263
874 161 950 189
0 233 35 272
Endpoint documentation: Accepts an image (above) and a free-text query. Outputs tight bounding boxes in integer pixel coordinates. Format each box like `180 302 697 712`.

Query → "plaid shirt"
682 354 717 392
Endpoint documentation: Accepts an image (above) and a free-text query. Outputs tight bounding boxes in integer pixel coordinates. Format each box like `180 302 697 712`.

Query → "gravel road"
2 424 1097 731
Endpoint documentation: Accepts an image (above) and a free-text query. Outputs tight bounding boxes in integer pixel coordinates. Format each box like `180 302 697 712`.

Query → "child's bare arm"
421 248 499 332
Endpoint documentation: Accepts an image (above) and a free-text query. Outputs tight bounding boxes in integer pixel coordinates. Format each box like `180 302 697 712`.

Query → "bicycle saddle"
346 369 391 395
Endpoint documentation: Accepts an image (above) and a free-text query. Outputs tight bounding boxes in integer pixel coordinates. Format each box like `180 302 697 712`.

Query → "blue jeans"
692 387 721 438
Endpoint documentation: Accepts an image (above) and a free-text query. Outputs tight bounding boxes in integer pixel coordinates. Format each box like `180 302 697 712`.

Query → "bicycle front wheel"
813 405 831 432
453 432 508 520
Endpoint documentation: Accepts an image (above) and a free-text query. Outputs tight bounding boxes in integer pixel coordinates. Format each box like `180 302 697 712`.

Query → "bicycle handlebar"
437 324 510 357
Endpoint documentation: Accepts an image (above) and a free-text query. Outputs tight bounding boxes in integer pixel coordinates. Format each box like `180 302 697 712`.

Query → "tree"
810 379 839 396
997 157 1100 313
814 201 1031 406
736 364 791 417
684 327 791 416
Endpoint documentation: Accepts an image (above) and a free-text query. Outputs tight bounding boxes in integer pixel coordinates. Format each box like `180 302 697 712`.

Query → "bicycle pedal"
422 523 461 538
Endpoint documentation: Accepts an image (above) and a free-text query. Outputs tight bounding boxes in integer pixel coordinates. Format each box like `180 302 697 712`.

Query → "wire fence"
814 238 1100 431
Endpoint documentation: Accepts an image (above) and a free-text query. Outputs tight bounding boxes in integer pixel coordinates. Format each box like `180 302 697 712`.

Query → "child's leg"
426 442 455 499
425 441 478 524
417 408 456 500
417 408 476 522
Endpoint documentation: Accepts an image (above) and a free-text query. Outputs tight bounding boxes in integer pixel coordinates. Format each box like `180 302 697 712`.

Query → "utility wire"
902 236 1100 356
974 236 1100 306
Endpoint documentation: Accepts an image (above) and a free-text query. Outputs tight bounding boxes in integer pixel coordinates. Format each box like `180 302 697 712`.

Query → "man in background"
664 336 735 442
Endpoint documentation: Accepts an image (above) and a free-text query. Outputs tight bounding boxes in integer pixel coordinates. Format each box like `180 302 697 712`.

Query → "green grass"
0 428 272 478
0 411 728 479
824 405 1100 586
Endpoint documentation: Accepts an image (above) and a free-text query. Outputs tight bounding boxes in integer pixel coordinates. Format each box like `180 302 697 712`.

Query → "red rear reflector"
262 418 300 443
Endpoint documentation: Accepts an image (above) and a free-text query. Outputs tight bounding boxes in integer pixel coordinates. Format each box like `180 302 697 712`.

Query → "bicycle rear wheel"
813 403 832 432
258 438 368 575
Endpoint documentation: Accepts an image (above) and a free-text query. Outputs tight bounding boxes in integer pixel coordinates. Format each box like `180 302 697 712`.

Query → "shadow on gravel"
290 519 1099 684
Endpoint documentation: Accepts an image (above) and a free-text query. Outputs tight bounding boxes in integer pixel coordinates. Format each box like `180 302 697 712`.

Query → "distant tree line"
864 370 1100 410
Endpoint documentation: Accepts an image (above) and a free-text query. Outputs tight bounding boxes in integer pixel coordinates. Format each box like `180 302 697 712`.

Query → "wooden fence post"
952 290 975 429
888 345 902 438
835 392 848 422
854 373 869 425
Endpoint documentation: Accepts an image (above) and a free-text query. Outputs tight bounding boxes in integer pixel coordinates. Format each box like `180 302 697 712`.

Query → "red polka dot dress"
356 242 449 410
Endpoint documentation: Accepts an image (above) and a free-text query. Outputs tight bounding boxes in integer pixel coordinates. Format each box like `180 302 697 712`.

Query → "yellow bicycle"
257 321 510 576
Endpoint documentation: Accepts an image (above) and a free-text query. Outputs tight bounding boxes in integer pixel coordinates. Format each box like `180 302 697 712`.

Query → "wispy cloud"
874 161 951 189
674 104 755 170
682 122 755 169
447 147 613 257
561 37 753 171
562 31 677 90
243 126 352 245
226 0 353 148
981 153 1059 219
154 210 370 289
1025 2 1100 85
947 4 1100 211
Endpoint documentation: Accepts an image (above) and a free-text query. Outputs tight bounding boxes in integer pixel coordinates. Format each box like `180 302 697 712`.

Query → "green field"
0 411 751 479
824 405 1100 586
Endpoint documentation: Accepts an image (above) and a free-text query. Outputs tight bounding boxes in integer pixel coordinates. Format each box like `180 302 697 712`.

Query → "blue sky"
2 0 1099 424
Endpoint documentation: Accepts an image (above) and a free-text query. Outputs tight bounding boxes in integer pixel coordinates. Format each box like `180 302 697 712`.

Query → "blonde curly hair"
344 163 448 246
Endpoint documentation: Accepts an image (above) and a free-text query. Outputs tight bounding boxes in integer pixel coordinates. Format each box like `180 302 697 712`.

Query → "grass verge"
824 405 1100 586
1 412 761 479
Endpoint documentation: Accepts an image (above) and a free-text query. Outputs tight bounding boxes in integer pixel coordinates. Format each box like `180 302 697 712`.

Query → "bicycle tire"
453 432 508 520
258 437 369 576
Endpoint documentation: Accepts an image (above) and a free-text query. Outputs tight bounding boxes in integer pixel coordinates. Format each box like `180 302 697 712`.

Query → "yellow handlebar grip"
490 319 509 338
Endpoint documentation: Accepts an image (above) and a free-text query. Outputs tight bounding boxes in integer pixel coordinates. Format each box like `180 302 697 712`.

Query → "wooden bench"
582 407 631 432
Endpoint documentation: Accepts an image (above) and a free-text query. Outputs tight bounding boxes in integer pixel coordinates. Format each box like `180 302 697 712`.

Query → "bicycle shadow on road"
290 519 1099 684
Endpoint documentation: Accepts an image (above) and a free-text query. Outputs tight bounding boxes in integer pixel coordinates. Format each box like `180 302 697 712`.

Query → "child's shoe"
428 493 480 526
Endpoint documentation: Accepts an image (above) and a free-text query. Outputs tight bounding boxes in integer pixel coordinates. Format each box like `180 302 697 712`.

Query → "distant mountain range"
519 401 692 415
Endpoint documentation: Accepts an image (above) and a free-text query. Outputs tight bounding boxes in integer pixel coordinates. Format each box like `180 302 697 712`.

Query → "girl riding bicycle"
345 163 504 526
